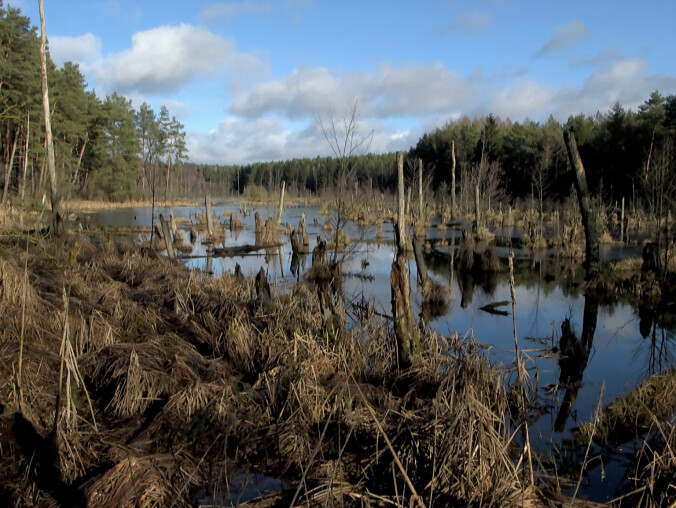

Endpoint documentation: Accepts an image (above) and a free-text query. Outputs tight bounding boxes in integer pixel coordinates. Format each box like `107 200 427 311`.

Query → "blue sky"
10 0 676 164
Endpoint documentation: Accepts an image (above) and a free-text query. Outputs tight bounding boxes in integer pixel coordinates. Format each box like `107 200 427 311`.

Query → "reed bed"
0 232 662 507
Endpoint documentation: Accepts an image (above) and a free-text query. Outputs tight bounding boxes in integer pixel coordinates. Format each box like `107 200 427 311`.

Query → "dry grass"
621 419 676 507
577 369 676 448
0 230 665 507
63 198 199 211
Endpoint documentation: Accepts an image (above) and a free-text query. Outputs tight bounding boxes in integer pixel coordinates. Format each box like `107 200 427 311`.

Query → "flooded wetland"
64 199 675 505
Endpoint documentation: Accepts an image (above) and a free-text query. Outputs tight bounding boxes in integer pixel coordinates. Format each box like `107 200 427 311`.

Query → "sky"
9 0 676 165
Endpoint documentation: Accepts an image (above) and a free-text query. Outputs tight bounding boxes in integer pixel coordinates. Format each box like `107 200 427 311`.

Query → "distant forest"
2 4 675 211
192 92 676 213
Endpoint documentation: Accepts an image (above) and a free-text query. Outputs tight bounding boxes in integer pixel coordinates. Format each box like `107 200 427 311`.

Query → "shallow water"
83 202 674 502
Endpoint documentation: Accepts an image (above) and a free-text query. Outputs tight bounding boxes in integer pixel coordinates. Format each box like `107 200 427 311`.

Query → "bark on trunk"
392 152 416 367
39 0 60 235
159 214 175 259
391 256 415 367
564 130 599 279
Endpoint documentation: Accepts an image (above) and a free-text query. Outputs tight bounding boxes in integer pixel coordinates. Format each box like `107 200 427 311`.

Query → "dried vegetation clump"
0 232 558 507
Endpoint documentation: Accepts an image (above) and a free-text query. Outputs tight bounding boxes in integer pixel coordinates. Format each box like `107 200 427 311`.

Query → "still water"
83 202 673 502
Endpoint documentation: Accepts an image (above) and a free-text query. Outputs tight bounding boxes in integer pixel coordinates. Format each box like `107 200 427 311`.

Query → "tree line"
3 3 675 212
411 92 676 214
192 91 676 218
0 3 187 204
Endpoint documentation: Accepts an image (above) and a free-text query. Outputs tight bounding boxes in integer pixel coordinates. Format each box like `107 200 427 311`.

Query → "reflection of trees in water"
554 295 599 432
646 325 674 375
636 302 676 375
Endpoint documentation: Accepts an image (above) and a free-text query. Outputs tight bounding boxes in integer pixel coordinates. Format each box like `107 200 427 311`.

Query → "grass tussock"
577 369 676 448
623 419 676 507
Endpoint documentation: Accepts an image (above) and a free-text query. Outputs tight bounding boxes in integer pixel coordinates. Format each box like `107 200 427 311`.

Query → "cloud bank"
47 21 675 165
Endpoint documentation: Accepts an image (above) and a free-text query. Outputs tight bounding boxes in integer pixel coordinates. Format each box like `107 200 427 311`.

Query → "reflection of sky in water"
84 203 674 499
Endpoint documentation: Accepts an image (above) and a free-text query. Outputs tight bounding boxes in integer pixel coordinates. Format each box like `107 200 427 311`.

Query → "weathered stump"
255 267 271 303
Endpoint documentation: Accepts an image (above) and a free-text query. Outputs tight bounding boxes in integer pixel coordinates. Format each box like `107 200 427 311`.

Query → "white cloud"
535 21 588 57
187 115 421 165
480 58 673 120
49 33 101 67
229 52 272 92
485 80 556 119
90 24 235 94
189 57 674 164
230 64 483 120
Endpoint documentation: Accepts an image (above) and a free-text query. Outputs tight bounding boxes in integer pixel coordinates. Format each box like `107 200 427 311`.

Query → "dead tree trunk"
39 0 60 235
397 153 407 253
392 152 416 367
564 130 599 279
450 140 456 219
205 194 214 237
159 214 175 259
169 211 177 236
255 267 271 303
391 256 415 367
277 180 285 226
418 158 423 222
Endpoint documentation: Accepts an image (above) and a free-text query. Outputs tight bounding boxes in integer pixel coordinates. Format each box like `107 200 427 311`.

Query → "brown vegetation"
0 232 611 507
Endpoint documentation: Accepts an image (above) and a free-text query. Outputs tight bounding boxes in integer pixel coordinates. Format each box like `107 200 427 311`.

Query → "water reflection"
81 204 676 439
290 252 307 281
554 295 599 432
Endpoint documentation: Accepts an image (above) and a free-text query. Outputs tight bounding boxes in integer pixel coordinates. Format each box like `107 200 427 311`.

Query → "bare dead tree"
315 100 374 262
39 0 60 234
564 130 599 279
468 153 505 237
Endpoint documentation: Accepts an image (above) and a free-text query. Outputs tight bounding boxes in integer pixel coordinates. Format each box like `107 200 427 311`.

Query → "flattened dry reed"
0 233 614 507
